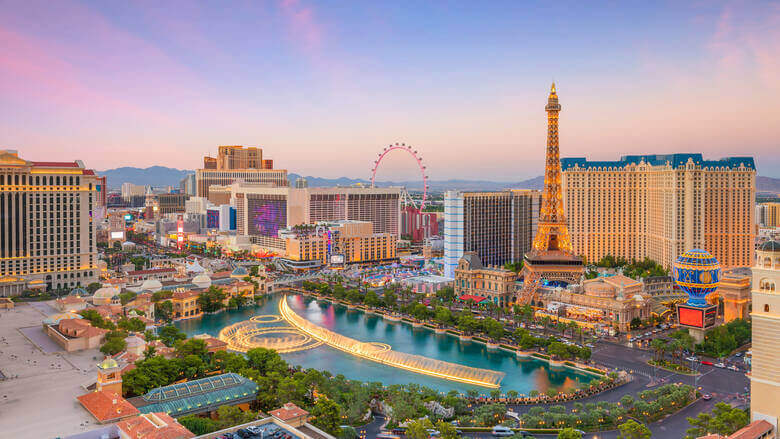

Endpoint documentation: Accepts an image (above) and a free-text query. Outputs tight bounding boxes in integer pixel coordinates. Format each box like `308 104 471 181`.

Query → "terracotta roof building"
116 412 194 439
269 402 310 428
77 390 140 424
46 318 108 352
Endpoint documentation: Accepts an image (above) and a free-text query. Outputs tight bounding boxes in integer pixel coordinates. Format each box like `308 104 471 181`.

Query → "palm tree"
650 338 667 363
667 339 683 366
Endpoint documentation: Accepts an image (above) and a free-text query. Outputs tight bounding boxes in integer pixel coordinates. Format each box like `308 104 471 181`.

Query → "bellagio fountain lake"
175 293 595 394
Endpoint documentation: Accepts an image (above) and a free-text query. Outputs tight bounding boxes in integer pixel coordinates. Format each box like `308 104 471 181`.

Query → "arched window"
765 304 770 313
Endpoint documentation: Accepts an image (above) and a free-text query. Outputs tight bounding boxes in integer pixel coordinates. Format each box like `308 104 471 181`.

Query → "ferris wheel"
371 143 428 210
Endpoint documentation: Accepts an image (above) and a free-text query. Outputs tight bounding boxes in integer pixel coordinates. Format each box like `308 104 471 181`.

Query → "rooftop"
269 402 309 421
561 154 755 171
77 390 140 423
116 412 194 439
129 373 258 417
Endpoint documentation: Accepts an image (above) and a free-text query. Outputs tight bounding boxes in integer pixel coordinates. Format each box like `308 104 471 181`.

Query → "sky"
1 0 779 180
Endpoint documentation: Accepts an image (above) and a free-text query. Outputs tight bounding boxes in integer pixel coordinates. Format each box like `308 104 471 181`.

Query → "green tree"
557 427 583 439
156 300 173 322
436 420 458 439
383 290 397 309
246 348 289 375
617 419 651 439
198 286 227 312
630 317 642 330
685 402 749 439
79 309 116 330
119 291 137 305
435 286 455 302
86 282 102 294
406 418 435 439
100 335 127 355
310 397 342 435
179 415 220 435
217 405 256 428
117 317 146 333
176 338 209 359
364 290 381 308
158 325 187 347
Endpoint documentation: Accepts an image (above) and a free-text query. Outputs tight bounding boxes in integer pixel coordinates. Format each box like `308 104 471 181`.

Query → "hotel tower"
0 150 100 294
561 154 755 269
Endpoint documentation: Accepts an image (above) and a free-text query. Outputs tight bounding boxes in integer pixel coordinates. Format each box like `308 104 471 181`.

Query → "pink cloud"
279 0 323 52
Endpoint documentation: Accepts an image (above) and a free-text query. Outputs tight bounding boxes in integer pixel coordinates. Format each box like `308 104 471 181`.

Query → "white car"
714 362 726 368
685 356 698 362
492 426 514 437
728 365 739 371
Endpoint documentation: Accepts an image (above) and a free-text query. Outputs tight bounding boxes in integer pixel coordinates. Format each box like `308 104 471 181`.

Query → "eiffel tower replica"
518 83 584 304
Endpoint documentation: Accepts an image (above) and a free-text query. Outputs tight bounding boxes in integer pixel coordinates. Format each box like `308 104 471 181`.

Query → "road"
369 341 749 439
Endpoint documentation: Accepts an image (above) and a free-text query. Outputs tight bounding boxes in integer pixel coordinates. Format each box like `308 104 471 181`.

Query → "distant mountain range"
99 166 780 194
100 166 193 189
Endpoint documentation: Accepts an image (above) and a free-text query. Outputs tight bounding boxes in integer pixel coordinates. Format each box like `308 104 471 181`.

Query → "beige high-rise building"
217 145 263 170
561 154 755 269
750 240 780 432
757 202 780 228
0 150 100 293
197 146 287 202
285 220 397 265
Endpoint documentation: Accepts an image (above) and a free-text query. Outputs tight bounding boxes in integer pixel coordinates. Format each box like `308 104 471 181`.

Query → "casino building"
0 150 101 293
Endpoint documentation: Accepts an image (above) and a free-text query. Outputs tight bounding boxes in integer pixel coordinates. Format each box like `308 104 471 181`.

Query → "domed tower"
673 249 720 342
96 357 123 394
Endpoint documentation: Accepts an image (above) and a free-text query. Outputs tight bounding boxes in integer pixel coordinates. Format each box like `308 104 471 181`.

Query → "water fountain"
279 295 505 388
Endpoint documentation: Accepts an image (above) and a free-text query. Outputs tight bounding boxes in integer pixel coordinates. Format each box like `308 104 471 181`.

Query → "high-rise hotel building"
0 150 100 294
444 190 541 278
196 145 287 202
228 183 401 250
561 154 755 269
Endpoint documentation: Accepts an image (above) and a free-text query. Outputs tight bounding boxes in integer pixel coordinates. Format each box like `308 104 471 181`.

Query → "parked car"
735 352 743 357
701 360 714 366
685 356 698 362
492 426 515 437
426 428 441 437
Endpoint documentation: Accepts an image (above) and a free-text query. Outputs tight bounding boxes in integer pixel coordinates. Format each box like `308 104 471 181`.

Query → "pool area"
175 293 595 394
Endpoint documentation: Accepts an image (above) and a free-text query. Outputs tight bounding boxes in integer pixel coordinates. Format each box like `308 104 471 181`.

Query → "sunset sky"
2 0 779 180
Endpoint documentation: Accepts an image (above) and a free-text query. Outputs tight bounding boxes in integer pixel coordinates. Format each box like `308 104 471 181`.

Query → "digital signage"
247 196 287 237
677 304 718 329
678 306 704 328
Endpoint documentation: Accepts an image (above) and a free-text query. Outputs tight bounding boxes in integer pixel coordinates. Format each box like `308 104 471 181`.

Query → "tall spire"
532 83 572 253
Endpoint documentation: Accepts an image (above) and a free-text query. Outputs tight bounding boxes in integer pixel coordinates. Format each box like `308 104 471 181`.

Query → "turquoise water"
175 294 594 394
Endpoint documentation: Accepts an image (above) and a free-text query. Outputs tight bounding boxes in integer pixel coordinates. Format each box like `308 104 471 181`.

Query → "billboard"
677 304 717 329
247 196 286 237
206 209 220 229
110 231 124 239
123 214 133 222
330 254 345 265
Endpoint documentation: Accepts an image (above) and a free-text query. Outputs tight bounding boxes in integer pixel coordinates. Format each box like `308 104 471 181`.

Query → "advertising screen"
110 231 124 239
678 306 704 328
247 196 287 237
330 254 345 264
206 210 220 229
123 214 133 221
